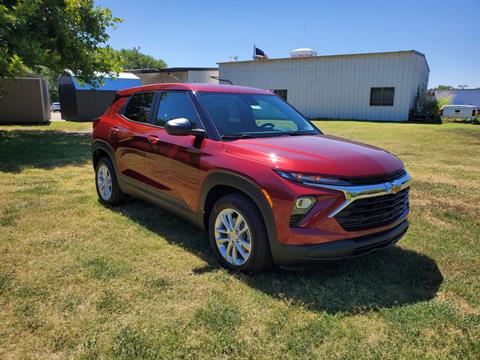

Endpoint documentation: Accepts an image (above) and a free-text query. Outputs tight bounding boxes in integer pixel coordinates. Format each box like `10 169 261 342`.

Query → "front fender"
199 170 283 263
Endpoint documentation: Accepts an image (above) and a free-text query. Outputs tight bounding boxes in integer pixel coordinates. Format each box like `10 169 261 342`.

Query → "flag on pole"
253 45 268 60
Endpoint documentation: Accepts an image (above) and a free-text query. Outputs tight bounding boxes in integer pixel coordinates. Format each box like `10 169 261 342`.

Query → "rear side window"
155 91 200 127
124 92 155 123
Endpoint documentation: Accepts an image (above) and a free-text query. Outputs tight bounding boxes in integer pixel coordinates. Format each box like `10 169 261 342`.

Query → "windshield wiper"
221 134 252 140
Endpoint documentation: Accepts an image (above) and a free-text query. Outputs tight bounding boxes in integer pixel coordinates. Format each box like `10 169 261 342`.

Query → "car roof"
116 83 273 96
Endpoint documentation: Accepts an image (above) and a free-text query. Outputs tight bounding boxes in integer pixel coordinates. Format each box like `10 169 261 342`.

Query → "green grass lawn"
0 120 479 359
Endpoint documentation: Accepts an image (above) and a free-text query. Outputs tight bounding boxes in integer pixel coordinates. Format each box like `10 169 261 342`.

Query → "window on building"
124 92 155 123
370 87 395 106
272 89 288 101
155 91 200 127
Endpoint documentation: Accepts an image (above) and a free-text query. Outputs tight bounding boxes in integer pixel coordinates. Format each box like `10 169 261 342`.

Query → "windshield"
198 92 320 139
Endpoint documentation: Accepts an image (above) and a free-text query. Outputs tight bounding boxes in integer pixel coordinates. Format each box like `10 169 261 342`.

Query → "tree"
413 89 450 119
434 85 454 90
457 84 468 89
117 47 167 70
0 0 122 84
36 66 59 102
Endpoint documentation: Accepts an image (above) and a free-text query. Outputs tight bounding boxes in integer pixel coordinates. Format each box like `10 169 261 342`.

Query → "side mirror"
165 118 205 138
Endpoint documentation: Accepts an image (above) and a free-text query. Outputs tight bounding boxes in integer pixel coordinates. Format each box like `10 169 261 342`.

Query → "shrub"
410 89 451 122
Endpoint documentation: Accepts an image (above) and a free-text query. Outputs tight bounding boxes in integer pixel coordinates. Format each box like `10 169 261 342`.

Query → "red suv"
92 83 411 273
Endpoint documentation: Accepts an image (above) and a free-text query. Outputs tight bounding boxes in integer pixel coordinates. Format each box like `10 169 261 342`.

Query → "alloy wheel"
97 164 113 201
214 208 252 266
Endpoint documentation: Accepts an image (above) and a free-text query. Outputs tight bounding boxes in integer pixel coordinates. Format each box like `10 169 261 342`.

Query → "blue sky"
97 0 479 88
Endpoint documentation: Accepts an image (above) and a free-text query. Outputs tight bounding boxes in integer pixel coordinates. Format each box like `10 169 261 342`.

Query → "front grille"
338 169 406 186
335 188 409 231
289 214 304 227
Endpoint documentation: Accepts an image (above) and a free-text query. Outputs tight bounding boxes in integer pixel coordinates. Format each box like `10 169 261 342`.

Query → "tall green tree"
0 0 122 84
117 47 167 70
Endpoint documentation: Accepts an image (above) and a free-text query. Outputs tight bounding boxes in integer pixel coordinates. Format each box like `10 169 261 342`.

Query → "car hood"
223 135 404 177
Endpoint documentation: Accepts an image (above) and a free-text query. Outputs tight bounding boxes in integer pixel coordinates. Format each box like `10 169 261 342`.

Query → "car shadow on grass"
244 248 443 314
0 130 91 172
112 199 443 315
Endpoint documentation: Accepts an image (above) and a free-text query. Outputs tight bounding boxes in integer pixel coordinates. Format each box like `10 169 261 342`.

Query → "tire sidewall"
95 157 119 205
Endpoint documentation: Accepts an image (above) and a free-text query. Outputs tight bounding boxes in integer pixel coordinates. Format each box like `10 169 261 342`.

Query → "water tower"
290 48 318 58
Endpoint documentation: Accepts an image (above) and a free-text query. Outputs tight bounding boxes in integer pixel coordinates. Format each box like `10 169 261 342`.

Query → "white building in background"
130 67 218 85
219 50 429 121
434 89 480 108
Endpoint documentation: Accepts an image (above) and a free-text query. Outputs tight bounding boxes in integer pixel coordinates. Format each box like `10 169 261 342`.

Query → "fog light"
295 197 314 209
290 196 316 227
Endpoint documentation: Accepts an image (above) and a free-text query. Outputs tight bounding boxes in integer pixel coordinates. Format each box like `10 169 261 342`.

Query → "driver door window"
155 91 201 127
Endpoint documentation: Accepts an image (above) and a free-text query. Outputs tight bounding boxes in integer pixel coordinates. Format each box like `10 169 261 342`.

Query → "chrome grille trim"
303 170 411 218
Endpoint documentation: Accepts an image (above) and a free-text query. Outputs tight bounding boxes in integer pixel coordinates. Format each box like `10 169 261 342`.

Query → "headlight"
274 170 350 186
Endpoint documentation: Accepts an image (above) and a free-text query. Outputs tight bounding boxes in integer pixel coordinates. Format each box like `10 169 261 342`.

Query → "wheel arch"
92 140 118 175
200 171 279 255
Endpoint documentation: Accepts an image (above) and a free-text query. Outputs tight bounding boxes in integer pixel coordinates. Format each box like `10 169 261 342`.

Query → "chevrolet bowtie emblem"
385 181 401 194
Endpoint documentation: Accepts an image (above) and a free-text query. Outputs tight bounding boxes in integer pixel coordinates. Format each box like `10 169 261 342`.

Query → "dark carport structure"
58 72 141 121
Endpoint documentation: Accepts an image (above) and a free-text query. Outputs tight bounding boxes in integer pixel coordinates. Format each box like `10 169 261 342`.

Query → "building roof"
128 67 218 73
63 72 142 91
116 83 272 96
219 49 428 69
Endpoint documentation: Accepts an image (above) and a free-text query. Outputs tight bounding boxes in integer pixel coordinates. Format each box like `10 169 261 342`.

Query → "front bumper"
270 169 411 246
270 220 408 266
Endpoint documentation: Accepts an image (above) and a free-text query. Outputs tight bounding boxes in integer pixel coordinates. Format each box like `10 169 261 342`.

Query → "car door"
112 91 156 193
143 90 205 212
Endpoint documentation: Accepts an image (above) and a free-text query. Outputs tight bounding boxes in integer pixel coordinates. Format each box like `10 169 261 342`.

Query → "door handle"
147 135 160 144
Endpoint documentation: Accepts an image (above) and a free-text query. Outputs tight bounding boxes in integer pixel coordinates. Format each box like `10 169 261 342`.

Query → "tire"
208 193 273 273
95 156 125 206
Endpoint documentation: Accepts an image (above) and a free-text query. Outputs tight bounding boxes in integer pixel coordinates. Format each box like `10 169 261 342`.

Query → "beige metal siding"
135 72 187 84
0 77 50 123
135 70 218 85
409 56 430 111
187 70 219 83
219 52 429 121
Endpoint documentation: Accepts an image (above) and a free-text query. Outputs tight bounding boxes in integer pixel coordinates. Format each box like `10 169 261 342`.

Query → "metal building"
130 67 218 85
434 89 480 108
0 76 50 124
219 50 429 122
58 72 141 121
